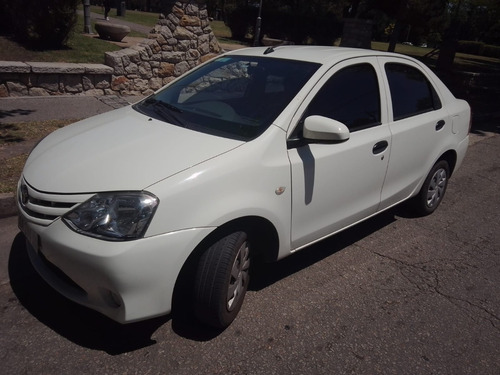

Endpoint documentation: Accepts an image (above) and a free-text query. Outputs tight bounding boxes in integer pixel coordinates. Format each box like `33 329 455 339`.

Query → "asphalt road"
0 132 499 374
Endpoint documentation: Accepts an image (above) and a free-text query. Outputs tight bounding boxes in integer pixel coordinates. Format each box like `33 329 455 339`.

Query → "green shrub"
482 45 500 59
457 40 500 58
484 22 500 46
224 4 256 41
457 41 485 55
224 2 342 45
0 1 13 34
7 0 80 49
261 8 340 45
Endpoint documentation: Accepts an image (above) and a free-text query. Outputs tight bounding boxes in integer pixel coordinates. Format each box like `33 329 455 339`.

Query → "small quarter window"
385 63 442 121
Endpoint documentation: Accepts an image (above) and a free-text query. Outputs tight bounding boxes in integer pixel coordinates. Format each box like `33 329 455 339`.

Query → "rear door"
287 58 391 250
377 57 452 210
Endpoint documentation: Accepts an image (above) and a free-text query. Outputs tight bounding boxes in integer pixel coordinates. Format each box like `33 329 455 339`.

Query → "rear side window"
385 63 442 121
304 63 381 132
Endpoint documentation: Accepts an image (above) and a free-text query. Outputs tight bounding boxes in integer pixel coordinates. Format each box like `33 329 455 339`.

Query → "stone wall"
0 0 221 98
105 0 221 96
0 61 114 97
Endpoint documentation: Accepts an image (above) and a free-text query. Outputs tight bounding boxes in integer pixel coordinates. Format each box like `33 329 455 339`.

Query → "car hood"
23 106 244 194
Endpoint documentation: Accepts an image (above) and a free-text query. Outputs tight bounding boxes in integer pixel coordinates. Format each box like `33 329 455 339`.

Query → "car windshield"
134 55 320 141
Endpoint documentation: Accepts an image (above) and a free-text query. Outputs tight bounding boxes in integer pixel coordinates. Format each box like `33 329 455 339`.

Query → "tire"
413 160 450 216
194 231 250 329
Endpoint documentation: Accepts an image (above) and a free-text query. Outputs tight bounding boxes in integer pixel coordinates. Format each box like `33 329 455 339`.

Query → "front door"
287 59 391 250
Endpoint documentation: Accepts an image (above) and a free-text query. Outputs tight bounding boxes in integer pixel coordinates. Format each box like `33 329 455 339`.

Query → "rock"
0 84 8 97
95 22 131 42
29 87 51 96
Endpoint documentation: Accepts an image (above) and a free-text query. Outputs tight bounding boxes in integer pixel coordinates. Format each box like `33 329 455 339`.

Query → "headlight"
63 192 159 241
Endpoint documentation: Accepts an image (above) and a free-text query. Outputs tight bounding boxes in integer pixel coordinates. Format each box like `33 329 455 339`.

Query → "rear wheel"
413 160 450 215
194 231 250 329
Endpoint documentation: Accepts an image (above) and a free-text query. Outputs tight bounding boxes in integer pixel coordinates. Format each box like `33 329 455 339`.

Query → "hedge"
457 41 500 58
2 0 79 49
224 3 342 45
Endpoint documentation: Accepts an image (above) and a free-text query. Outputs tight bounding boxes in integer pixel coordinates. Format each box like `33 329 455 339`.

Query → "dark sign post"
83 0 92 34
253 0 263 46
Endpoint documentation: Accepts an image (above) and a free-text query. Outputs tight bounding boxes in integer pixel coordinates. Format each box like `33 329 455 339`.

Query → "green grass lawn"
0 16 122 63
88 5 160 27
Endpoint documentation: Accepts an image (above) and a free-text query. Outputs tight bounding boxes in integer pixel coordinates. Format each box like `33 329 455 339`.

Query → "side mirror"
303 116 350 142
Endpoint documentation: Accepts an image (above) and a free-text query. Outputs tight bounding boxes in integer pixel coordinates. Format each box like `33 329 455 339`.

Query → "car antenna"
263 46 274 55
263 42 293 55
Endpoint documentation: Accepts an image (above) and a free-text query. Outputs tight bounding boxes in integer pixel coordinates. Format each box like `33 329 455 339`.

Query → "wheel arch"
199 216 280 263
438 149 457 176
171 215 280 317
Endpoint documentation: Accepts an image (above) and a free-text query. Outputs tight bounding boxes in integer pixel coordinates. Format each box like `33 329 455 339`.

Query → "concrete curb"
0 193 17 219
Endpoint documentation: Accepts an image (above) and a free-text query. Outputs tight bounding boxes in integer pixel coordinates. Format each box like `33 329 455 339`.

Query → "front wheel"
413 160 450 216
194 231 250 329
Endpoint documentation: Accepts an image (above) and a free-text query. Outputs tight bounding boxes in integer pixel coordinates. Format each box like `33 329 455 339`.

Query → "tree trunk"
387 0 408 52
436 29 458 72
388 19 403 52
437 0 463 72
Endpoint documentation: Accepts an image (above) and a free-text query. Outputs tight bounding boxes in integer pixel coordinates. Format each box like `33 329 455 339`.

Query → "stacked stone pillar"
105 0 222 96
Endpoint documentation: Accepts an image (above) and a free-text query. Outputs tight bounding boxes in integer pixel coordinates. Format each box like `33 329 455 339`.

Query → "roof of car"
225 45 404 65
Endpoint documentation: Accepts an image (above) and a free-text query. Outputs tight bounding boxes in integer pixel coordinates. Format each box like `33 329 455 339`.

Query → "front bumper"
19 212 214 323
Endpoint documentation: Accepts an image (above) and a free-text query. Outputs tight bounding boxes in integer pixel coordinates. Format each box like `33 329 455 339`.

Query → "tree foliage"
367 0 499 46
223 0 348 45
2 0 80 49
434 0 500 69
452 0 500 44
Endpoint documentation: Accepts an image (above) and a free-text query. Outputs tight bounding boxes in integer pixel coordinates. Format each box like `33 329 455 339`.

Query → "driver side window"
293 63 381 138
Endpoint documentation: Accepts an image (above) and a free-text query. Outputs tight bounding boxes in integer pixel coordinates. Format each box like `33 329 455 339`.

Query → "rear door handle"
436 120 445 131
373 140 388 155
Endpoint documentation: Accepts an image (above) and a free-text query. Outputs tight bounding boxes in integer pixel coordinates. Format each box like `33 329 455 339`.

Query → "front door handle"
373 140 388 155
436 120 445 131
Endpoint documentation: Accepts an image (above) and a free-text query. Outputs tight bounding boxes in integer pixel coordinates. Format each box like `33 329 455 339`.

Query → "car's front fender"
145 125 293 260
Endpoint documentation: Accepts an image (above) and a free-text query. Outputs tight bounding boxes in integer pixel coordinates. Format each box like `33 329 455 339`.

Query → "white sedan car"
18 46 470 329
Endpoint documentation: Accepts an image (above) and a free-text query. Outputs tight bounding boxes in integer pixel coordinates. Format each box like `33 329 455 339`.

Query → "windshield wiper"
155 99 183 113
142 98 185 125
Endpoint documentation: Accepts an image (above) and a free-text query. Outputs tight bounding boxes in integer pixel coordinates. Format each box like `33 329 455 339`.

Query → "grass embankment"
0 7 158 63
0 16 122 63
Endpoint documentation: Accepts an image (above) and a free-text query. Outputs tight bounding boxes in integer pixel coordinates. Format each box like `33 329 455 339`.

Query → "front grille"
18 179 92 226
